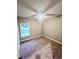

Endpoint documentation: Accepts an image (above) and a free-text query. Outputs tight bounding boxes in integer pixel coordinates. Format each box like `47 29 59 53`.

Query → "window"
20 23 30 37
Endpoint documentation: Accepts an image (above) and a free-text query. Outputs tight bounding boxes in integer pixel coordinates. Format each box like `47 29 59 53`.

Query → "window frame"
19 23 30 38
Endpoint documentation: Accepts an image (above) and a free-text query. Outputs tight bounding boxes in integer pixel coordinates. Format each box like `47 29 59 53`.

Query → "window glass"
20 23 30 37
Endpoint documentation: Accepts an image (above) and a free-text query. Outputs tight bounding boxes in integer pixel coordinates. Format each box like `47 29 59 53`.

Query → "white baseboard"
21 35 42 42
43 35 62 45
21 35 62 45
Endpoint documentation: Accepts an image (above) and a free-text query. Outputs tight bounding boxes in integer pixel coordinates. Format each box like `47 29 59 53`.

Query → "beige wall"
18 16 62 43
18 18 42 41
43 17 62 42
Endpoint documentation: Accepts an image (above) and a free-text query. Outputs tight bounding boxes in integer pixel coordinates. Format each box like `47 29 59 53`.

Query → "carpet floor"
20 36 62 59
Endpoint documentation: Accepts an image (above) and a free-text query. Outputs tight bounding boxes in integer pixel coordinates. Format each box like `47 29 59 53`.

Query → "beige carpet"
26 43 53 59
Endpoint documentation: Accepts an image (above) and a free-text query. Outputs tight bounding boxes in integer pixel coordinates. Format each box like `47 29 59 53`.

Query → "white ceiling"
17 0 62 17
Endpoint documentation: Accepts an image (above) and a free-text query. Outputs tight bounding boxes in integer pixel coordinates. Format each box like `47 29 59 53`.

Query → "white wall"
17 24 20 57
18 18 42 41
43 17 62 43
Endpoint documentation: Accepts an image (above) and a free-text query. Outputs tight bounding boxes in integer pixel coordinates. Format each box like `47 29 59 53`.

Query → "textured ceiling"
17 0 62 17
